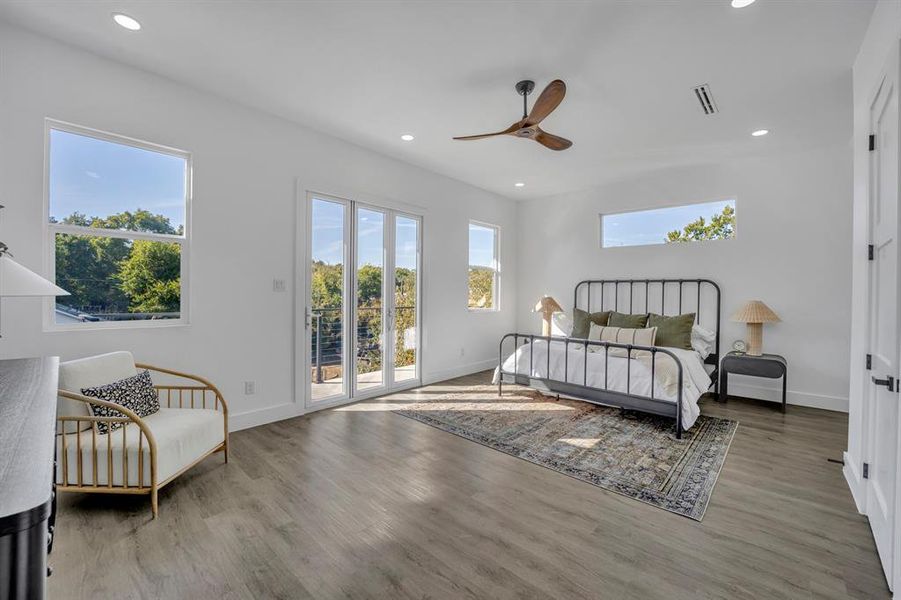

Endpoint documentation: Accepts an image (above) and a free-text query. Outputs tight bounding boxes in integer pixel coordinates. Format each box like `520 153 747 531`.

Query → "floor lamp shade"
730 300 779 356
0 255 69 297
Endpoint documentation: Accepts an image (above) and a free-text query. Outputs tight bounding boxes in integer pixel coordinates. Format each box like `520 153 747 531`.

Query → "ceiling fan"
453 79 572 151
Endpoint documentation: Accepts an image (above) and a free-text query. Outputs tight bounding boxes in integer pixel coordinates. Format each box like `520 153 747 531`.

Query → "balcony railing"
311 305 415 384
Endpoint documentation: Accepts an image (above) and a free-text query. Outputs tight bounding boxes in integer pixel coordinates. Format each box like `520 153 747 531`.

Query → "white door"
304 192 421 409
866 50 900 590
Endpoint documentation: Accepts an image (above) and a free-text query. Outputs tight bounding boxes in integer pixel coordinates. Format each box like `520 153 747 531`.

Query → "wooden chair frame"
56 363 228 518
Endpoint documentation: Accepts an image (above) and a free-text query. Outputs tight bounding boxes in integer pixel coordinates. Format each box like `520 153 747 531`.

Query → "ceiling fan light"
731 0 756 8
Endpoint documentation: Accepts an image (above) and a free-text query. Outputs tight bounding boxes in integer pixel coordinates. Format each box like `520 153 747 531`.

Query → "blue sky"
602 199 735 247
469 223 496 268
49 129 186 228
311 199 418 269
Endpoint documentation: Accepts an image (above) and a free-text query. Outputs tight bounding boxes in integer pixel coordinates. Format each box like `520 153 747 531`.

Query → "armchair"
55 352 228 518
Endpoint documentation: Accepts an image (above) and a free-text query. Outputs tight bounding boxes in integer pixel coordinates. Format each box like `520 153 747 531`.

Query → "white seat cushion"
58 351 138 433
56 408 224 487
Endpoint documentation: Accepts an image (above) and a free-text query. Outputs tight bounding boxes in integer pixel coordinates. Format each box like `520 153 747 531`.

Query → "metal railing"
312 305 415 384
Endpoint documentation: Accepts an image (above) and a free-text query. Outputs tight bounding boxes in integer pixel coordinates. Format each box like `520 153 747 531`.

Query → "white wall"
0 23 518 429
515 144 852 412
844 0 901 577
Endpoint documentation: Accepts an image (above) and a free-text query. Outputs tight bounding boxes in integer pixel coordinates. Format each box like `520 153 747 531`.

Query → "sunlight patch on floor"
336 401 576 412
558 437 601 448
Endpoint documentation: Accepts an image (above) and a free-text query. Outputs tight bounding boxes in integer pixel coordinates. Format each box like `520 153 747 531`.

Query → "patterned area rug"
393 385 737 520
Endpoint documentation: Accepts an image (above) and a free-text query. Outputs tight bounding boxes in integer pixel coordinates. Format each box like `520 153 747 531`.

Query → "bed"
495 279 721 438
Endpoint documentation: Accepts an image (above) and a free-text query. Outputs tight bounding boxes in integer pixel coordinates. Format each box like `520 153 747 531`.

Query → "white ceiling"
0 1 875 200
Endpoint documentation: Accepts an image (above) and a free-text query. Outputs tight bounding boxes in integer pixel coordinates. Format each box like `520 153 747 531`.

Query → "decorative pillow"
691 324 717 359
587 323 657 357
571 308 611 338
552 311 574 337
607 311 649 328
81 370 160 434
648 313 695 350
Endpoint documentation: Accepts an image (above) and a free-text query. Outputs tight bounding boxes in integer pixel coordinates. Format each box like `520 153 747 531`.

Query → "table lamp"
0 206 69 335
731 300 780 356
534 296 563 336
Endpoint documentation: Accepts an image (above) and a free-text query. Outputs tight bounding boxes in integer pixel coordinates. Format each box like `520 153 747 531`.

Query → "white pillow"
587 323 658 357
691 324 716 359
551 312 573 337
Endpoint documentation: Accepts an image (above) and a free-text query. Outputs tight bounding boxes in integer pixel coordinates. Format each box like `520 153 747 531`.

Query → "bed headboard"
573 278 721 366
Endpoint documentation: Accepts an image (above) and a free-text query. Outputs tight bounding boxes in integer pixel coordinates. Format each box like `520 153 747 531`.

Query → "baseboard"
843 450 866 514
229 401 306 432
423 358 497 386
725 381 848 412
230 359 497 432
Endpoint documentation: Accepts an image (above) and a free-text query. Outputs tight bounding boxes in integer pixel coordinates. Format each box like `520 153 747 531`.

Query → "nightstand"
720 351 787 412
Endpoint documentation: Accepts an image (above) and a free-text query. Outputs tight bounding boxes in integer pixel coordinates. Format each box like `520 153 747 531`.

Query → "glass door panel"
310 197 348 402
393 215 419 384
355 207 386 392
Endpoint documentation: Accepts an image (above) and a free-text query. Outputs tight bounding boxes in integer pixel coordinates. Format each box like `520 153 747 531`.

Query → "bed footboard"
497 333 685 438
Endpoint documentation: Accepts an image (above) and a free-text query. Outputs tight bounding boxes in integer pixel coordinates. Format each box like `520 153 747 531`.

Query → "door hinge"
868 244 874 260
866 354 872 370
863 462 869 479
869 134 876 151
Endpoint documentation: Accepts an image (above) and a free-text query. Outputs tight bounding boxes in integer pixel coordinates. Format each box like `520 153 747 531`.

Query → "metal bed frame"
497 279 721 439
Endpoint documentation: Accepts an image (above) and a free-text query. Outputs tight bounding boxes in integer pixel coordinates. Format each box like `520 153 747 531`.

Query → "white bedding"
492 340 711 430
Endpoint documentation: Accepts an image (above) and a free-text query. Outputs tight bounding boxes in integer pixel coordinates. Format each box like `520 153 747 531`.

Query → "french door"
305 192 421 408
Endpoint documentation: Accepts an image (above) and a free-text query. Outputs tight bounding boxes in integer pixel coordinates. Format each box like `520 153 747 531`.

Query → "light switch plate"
272 279 287 292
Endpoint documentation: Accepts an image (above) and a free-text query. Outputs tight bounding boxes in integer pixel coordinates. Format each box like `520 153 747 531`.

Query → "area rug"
393 385 737 520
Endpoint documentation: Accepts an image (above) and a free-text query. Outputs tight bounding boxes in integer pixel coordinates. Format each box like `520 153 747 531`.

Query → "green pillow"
648 313 695 349
571 308 610 338
607 311 649 328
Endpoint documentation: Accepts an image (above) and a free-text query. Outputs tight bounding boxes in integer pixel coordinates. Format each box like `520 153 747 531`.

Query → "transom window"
601 199 736 248
468 221 499 310
46 121 190 327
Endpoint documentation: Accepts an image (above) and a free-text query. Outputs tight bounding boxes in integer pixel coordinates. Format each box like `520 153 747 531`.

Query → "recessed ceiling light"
400 134 415 141
112 13 141 31
731 0 756 8
751 129 769 137
514 182 525 188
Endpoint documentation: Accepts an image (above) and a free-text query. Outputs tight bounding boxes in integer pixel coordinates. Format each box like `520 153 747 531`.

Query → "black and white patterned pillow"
81 370 161 434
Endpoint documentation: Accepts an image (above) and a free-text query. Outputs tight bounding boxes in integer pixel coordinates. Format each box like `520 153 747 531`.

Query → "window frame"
599 197 737 249
43 119 192 331
467 219 500 312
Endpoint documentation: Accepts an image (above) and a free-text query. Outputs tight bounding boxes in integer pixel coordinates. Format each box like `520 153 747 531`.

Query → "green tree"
468 267 494 309
54 209 181 315
117 240 181 312
666 204 735 243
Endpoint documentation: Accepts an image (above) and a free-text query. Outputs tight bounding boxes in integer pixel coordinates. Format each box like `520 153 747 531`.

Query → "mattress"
493 340 711 430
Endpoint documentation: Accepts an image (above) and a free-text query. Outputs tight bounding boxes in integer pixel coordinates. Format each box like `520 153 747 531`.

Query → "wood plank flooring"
49 371 890 599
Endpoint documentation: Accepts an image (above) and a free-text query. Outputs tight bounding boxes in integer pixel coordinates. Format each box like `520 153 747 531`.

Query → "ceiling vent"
692 84 718 115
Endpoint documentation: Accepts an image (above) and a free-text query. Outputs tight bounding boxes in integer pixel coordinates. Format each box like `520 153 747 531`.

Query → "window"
468 221 499 310
601 198 736 248
46 121 190 327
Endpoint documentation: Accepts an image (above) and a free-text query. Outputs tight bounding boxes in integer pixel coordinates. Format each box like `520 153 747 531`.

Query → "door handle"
872 375 895 392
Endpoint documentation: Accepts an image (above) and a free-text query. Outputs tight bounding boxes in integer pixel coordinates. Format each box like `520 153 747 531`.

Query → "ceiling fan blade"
534 129 572 151
524 80 566 126
453 122 521 141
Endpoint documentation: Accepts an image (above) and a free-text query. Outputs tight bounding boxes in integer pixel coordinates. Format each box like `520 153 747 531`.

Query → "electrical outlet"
272 279 287 292
244 381 255 395
459 347 465 357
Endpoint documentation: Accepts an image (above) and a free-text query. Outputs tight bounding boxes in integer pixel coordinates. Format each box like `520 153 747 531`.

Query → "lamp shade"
731 300 779 324
534 295 563 314
0 255 69 297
